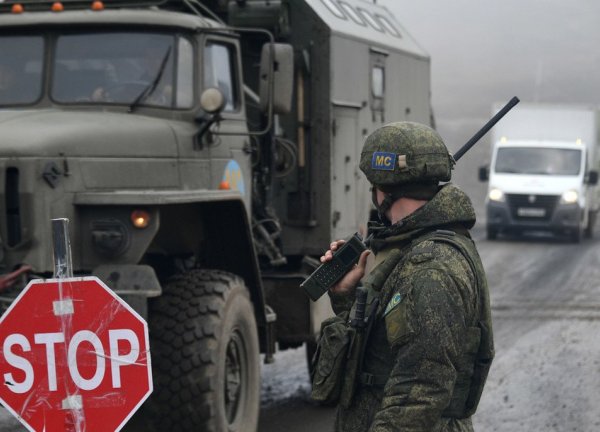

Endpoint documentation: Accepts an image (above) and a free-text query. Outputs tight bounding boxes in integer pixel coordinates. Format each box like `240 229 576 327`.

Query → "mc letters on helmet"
371 152 397 171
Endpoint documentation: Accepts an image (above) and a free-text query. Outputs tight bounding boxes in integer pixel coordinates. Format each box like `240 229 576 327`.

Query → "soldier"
315 121 494 431
91 42 173 105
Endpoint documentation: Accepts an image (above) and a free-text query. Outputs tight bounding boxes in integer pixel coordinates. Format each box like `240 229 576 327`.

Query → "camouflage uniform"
326 122 493 431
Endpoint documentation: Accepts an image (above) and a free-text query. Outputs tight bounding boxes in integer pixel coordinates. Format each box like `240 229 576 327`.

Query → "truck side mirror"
587 170 598 186
259 43 293 115
479 165 489 182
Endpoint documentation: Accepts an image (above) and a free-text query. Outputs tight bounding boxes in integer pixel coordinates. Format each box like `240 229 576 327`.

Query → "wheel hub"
225 330 244 423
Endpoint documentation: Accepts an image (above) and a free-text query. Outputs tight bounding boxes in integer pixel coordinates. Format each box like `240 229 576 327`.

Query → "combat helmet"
359 121 455 222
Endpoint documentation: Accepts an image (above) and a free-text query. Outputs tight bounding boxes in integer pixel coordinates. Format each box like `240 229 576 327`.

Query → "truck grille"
506 194 559 222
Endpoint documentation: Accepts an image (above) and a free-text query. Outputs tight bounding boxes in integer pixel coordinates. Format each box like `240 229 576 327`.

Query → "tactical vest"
310 249 404 407
357 229 494 419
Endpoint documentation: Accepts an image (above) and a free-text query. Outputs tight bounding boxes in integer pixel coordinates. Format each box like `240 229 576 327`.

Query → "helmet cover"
359 121 454 188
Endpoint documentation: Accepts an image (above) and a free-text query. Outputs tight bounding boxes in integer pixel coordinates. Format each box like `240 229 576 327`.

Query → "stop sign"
0 277 152 432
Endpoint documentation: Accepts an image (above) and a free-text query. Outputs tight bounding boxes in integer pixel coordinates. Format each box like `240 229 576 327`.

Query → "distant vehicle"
0 0 433 430
479 103 599 242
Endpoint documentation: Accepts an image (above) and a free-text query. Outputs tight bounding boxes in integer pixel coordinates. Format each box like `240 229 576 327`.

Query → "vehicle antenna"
453 96 520 162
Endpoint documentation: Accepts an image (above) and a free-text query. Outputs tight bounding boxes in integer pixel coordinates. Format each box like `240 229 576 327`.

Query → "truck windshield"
52 32 193 108
495 147 582 176
0 36 44 106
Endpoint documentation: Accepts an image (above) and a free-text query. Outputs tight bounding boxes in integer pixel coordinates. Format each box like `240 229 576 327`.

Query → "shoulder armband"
384 292 415 347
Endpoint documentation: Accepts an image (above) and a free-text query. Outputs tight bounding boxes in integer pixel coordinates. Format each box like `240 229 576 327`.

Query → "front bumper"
487 199 582 234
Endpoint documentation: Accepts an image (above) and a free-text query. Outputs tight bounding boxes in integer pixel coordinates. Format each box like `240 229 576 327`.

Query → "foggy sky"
382 0 600 153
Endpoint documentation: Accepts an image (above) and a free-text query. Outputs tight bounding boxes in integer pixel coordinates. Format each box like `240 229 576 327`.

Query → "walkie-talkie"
300 232 367 301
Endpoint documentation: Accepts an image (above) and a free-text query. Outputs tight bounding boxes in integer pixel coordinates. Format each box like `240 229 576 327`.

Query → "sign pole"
52 218 73 279
51 218 81 431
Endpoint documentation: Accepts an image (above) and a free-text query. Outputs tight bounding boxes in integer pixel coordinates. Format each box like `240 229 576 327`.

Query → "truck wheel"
145 269 260 432
486 226 498 240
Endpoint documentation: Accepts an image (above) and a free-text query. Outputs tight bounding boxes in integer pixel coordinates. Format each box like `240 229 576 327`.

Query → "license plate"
517 207 546 217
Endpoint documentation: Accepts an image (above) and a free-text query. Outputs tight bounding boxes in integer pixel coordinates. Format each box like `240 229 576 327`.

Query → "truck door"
331 103 369 239
177 34 249 211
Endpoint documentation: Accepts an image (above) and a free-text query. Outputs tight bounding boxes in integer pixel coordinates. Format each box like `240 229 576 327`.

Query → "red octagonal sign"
0 277 152 431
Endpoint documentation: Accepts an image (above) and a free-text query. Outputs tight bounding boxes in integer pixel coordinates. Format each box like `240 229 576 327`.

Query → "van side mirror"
259 43 293 114
587 170 598 185
479 165 489 182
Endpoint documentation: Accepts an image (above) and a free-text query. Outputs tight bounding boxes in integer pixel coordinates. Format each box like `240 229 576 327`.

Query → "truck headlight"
488 188 505 202
560 190 578 204
91 219 130 256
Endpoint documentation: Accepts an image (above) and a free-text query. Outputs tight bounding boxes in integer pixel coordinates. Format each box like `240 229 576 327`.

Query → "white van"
479 104 599 242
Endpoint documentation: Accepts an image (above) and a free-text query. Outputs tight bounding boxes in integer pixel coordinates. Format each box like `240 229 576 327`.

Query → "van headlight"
488 188 505 202
560 190 578 204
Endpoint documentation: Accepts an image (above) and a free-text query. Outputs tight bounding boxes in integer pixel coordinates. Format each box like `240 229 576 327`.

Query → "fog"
381 0 600 216
384 0 600 143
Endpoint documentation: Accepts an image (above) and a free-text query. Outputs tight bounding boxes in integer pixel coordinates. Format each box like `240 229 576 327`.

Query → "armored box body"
265 0 432 256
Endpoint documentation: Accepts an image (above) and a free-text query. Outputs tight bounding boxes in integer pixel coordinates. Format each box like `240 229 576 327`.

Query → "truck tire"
486 225 498 240
145 269 260 432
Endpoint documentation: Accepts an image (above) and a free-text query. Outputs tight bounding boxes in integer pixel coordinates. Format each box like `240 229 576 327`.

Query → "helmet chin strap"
371 187 403 226
371 183 439 225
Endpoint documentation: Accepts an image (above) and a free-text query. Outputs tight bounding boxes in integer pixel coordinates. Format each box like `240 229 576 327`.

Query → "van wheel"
486 226 498 240
584 211 596 238
145 269 260 432
570 226 582 243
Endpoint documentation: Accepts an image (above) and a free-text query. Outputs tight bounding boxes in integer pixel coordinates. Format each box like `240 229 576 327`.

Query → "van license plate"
518 207 545 217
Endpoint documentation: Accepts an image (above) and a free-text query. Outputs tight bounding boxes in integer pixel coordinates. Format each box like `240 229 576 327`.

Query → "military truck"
0 0 432 430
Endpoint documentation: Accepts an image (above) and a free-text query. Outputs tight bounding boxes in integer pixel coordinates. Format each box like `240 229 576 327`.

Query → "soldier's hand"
320 240 371 296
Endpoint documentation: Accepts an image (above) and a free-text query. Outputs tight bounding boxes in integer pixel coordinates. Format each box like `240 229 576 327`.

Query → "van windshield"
495 147 582 176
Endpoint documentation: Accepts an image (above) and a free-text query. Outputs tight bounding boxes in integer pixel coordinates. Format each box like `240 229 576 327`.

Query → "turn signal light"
51 2 64 12
131 210 151 229
11 4 24 13
219 180 231 190
91 1 104 11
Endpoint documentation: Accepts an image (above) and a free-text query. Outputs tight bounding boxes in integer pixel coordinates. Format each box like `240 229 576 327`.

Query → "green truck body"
0 1 431 430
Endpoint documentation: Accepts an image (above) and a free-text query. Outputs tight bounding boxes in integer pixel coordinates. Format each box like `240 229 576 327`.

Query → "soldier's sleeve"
369 266 470 432
328 289 355 315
